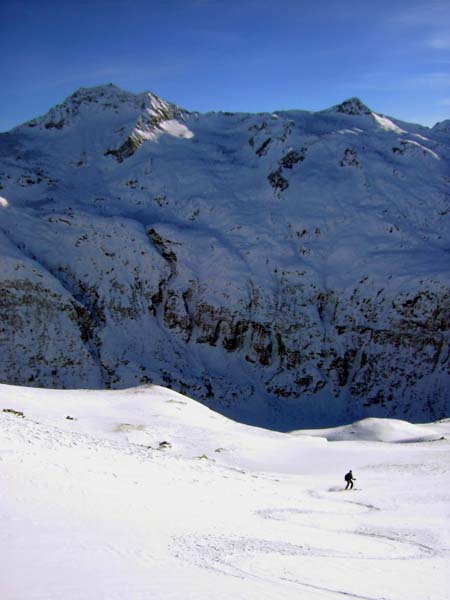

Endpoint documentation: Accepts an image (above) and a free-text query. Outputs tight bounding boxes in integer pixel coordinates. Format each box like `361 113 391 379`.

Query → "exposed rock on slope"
0 86 449 428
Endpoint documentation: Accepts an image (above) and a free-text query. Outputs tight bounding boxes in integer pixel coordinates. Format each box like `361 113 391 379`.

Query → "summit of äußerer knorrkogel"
326 97 373 116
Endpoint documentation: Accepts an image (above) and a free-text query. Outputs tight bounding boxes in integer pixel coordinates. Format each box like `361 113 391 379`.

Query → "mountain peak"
327 97 372 116
57 84 185 115
68 83 132 103
20 84 186 133
56 83 164 115
21 84 139 130
432 119 450 133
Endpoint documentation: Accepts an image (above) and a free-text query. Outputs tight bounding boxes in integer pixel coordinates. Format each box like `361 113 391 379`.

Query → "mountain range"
0 84 449 428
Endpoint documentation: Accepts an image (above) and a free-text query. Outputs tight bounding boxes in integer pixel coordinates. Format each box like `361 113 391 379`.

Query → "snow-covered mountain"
0 84 449 428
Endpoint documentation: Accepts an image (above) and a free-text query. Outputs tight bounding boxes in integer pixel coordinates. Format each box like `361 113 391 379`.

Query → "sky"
0 0 449 132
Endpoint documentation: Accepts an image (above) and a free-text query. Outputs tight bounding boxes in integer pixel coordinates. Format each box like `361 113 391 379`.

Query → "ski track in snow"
1 385 450 599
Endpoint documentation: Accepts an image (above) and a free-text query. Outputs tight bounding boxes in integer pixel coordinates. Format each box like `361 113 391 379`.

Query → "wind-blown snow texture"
0 85 449 428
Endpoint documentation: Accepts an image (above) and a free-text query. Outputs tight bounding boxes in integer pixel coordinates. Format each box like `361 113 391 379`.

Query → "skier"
344 469 355 490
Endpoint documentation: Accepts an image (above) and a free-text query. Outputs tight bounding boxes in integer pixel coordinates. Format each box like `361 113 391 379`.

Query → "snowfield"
1 383 449 599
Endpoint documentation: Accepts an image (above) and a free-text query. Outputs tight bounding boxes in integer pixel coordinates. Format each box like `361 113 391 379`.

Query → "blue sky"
1 0 449 131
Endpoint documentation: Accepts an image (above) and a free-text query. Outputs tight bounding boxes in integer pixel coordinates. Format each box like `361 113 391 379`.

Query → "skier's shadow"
327 485 344 492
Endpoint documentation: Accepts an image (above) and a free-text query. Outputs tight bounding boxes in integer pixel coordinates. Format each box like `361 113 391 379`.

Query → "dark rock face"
333 97 372 116
0 278 102 388
0 85 449 428
105 136 143 163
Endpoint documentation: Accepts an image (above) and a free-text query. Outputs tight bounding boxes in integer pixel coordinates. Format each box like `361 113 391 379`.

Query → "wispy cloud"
429 34 450 50
388 1 450 27
387 2 450 54
352 71 450 92
412 72 450 87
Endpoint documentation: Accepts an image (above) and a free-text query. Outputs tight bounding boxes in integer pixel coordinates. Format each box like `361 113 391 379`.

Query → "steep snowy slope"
1 383 450 600
0 86 449 427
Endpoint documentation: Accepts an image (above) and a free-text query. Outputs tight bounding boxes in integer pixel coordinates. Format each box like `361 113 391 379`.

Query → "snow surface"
371 113 406 134
1 383 449 599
